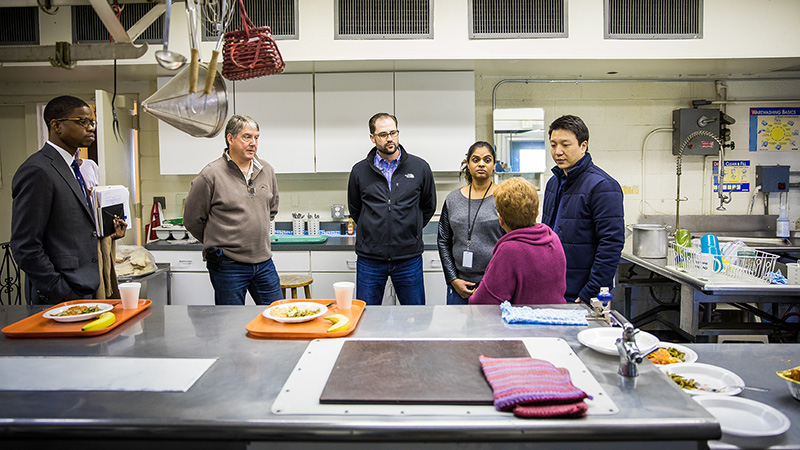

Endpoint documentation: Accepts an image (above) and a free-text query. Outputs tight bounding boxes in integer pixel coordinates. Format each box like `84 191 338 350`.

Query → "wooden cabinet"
314 72 395 173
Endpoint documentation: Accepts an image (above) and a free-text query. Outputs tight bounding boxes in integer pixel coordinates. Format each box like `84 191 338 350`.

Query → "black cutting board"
319 340 530 405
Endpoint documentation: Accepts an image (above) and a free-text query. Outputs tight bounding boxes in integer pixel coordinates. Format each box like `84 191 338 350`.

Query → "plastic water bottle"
597 287 612 308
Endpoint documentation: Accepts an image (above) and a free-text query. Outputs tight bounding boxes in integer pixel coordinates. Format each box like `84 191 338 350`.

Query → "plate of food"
577 327 659 356
263 302 328 324
42 302 115 323
647 342 698 365
661 362 745 396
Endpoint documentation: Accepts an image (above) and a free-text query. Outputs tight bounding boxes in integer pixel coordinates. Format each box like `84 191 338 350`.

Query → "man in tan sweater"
184 115 282 305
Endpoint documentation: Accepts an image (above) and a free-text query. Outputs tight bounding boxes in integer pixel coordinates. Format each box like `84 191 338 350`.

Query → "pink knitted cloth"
479 355 590 418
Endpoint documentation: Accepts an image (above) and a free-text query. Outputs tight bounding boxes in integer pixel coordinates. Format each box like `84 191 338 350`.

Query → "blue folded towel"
500 301 589 326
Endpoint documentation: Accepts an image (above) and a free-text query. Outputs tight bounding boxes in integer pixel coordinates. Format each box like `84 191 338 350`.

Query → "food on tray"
669 373 698 389
647 347 686 365
325 314 350 332
82 312 116 331
778 368 800 383
271 305 320 318
52 305 102 317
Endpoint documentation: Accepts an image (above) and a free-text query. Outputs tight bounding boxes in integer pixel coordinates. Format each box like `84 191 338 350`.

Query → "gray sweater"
437 188 504 284
184 151 279 264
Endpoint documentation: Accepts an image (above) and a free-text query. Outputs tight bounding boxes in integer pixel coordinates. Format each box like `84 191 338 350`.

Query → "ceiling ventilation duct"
335 0 432 39
605 0 703 39
204 0 297 41
469 0 567 39
0 7 39 45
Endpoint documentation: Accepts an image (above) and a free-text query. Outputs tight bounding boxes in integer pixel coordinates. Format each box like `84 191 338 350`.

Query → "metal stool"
279 274 313 299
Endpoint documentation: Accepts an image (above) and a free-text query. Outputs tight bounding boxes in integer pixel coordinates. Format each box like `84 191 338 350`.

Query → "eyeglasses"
247 179 256 196
373 130 399 140
54 117 97 129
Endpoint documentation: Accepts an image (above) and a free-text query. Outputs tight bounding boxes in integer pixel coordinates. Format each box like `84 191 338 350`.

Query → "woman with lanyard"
437 141 504 305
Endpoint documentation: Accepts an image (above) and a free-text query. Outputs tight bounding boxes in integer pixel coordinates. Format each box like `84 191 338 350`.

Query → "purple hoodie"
469 223 567 306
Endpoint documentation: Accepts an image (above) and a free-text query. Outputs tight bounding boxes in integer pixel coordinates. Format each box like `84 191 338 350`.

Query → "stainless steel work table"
621 242 800 340
0 304 728 448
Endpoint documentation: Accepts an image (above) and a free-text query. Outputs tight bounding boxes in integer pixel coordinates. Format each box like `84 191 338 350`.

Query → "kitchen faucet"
675 129 726 229
609 311 655 378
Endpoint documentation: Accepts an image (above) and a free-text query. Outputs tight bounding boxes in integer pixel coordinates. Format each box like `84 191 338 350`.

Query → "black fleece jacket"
347 145 436 261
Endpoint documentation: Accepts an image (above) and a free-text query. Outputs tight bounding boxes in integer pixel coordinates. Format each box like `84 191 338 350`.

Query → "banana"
324 314 350 332
82 312 116 331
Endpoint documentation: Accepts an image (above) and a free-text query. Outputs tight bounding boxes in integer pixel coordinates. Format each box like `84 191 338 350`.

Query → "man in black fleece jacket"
347 113 436 305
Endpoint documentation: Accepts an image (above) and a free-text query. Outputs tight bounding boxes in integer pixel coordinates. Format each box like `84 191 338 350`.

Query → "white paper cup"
118 282 141 310
333 281 354 310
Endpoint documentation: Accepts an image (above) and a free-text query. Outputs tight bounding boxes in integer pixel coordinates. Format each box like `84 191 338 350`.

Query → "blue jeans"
446 285 469 305
207 256 283 305
356 256 425 305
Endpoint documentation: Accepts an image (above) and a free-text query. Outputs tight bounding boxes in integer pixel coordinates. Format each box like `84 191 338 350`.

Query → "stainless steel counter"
620 242 800 340
0 304 725 448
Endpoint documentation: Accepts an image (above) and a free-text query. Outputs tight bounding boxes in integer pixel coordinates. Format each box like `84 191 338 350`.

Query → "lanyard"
466 182 492 250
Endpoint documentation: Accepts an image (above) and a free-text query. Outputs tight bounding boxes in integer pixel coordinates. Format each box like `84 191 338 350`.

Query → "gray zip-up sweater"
184 151 279 264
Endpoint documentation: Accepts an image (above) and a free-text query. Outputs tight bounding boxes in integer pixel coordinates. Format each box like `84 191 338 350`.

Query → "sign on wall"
749 107 800 152
713 160 750 193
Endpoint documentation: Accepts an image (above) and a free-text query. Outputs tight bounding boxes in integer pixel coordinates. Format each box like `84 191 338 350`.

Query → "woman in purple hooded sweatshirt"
469 177 567 305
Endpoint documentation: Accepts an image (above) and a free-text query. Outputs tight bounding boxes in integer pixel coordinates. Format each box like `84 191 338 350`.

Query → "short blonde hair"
494 177 539 230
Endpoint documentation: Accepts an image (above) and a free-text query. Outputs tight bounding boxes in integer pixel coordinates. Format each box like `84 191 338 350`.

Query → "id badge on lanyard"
462 250 474 269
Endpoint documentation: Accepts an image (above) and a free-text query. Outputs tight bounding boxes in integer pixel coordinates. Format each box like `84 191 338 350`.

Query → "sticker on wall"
749 107 799 152
713 160 750 193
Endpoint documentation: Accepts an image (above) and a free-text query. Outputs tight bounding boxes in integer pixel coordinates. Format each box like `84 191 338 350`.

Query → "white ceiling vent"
470 0 567 39
203 0 298 41
0 7 39 45
335 0 433 40
605 0 703 39
72 4 163 44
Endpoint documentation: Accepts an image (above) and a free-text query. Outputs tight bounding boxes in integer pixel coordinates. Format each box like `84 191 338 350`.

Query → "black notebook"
99 203 125 237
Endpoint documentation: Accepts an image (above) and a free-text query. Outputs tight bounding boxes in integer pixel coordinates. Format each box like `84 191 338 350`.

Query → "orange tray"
2 299 152 338
246 299 365 339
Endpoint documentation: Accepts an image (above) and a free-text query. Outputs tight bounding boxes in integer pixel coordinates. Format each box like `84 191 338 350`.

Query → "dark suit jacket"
10 144 100 304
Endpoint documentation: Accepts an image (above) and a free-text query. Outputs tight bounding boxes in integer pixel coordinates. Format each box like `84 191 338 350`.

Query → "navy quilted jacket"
541 153 624 302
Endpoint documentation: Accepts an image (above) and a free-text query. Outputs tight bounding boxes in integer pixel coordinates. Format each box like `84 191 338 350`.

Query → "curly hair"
43 96 90 131
460 141 496 184
494 177 539 230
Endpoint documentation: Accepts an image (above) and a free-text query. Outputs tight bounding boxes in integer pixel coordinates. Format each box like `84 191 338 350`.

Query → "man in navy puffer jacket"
541 115 624 304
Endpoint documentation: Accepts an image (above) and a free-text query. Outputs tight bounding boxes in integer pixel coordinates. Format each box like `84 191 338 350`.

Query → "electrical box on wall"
756 165 790 192
672 108 722 156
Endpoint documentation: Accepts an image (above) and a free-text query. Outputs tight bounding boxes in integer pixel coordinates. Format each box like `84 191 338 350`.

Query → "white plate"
694 395 791 448
577 327 659 356
263 302 328 323
42 302 114 323
661 362 744 396
651 342 698 364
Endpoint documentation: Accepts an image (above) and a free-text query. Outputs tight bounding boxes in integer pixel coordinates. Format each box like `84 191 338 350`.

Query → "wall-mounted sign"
713 160 750 193
749 107 799 152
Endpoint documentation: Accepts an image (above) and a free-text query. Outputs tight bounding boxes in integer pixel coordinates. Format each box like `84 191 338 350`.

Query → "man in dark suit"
11 96 101 304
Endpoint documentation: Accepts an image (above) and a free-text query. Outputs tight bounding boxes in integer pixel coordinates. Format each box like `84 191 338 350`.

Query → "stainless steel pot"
630 224 668 258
